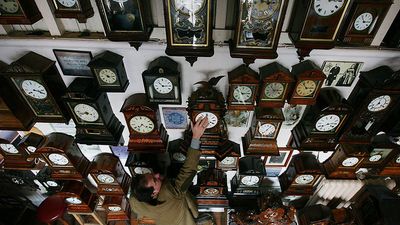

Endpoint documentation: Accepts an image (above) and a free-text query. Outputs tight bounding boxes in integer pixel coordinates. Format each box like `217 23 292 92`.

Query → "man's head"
131 173 163 205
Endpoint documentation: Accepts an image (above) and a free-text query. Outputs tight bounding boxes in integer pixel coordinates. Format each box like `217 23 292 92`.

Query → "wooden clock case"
196 168 229 208
0 0 42 24
55 180 98 213
227 64 259 110
51 0 94 23
102 195 131 222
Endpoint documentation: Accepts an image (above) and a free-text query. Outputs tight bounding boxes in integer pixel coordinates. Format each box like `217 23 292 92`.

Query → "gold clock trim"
52 0 82 11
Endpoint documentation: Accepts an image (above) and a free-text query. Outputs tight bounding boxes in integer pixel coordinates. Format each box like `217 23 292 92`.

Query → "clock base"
75 117 125 146
242 130 279 156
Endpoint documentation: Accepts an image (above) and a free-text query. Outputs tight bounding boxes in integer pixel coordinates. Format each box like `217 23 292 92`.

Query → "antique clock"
288 0 352 59
196 168 229 208
237 156 265 189
340 66 400 144
229 0 289 64
279 153 323 195
0 130 36 170
55 180 98 213
242 107 283 156
0 0 42 24
95 0 153 49
126 152 159 177
183 76 237 160
62 78 124 145
88 152 131 196
216 156 239 171
17 132 46 156
103 196 130 223
258 62 295 108
168 139 187 164
142 56 181 104
291 88 351 151
360 134 397 173
338 0 392 46
50 0 94 23
35 132 90 180
288 60 326 105
163 0 214 66
0 52 70 124
227 64 259 110
35 167 64 194
121 93 168 153
87 51 129 92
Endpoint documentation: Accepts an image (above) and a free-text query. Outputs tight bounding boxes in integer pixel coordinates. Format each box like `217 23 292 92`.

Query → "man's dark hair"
131 174 160 206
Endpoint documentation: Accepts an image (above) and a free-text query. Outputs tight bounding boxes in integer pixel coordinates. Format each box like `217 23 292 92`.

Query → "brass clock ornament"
0 0 42 24
227 64 259 110
50 0 94 23
163 0 214 66
229 0 289 64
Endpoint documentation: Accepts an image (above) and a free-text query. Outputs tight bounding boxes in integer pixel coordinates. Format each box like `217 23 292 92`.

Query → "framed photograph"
53 49 93 76
224 110 250 127
162 107 188 129
322 61 363 87
264 148 293 167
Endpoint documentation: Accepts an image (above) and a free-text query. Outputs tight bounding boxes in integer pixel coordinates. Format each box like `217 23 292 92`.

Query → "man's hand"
192 116 209 139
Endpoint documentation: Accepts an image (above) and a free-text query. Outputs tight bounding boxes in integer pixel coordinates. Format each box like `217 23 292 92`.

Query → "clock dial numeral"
153 77 173 94
264 82 285 99
129 116 155 134
74 104 100 122
65 197 82 205
241 175 259 186
48 153 69 166
97 174 115 183
0 0 19 13
341 157 359 167
367 95 391 112
353 12 373 31
313 0 344 17
195 112 218 129
98 68 118 84
233 85 252 102
294 174 314 184
315 114 340 132
56 0 77 8
0 144 19 154
295 80 316 97
258 123 276 137
21 80 48 100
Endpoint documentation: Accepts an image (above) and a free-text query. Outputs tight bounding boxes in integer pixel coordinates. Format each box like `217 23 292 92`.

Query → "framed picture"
162 107 188 129
264 148 293 167
53 49 93 76
321 61 363 87
224 110 250 127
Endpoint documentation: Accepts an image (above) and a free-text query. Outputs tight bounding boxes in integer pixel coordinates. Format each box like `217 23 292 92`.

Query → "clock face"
73 104 100 122
258 123 276 136
354 12 373 31
56 0 77 8
240 176 259 186
98 69 117 84
264 82 285 99
395 155 400 164
133 167 152 174
0 0 19 13
153 77 173 94
367 95 391 112
295 80 316 97
65 197 82 205
46 181 58 187
129 116 155 134
313 0 344 17
250 0 281 20
220 157 235 165
174 0 205 14
0 144 18 154
26 146 37 153
294 175 314 185
48 153 69 166
369 154 382 162
342 157 359 167
108 206 122 212
21 80 48 100
233 86 252 102
315 114 341 132
195 112 218 129
173 152 186 162
203 188 219 196
97 174 115 184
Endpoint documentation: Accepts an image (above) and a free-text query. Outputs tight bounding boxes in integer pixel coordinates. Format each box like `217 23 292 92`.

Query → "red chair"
37 195 70 225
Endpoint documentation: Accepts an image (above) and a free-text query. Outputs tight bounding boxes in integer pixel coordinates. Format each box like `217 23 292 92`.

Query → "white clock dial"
48 153 69 166
354 12 373 31
129 116 155 134
46 181 58 187
241 176 259 186
26 146 37 153
0 144 18 154
195 112 218 129
294 175 314 185
233 86 252 102
134 167 152 174
204 188 219 196
258 123 276 136
97 174 115 184
57 0 77 8
173 152 186 162
174 0 205 14
98 69 117 84
342 157 359 167
73 104 100 122
395 155 400 164
369 154 382 162
108 206 122 212
220 157 235 165
367 95 391 112
65 197 82 205
0 0 19 13
315 114 340 132
264 83 284 99
153 77 173 94
314 0 344 17
21 80 48 99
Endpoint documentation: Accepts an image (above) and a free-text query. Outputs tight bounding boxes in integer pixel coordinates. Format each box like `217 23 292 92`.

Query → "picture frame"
53 49 93 76
321 61 363 87
162 107 188 129
264 148 293 167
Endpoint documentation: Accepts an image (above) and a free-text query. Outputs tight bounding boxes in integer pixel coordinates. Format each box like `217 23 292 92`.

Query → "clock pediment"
87 51 122 67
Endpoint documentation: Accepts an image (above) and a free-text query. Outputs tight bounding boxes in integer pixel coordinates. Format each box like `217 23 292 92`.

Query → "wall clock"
291 88 351 151
142 56 181 104
242 107 283 156
0 52 70 124
288 0 352 59
227 64 259 110
62 78 124 145
338 0 392 46
229 0 289 64
88 152 131 196
103 196 130 223
0 0 42 24
231 156 265 196
340 66 400 144
35 167 64 194
50 0 94 23
0 130 36 170
288 60 326 105
95 0 153 49
36 133 90 180
216 156 239 171
87 51 129 92
121 93 169 153
196 168 229 208
16 132 45 156
258 62 295 108
55 180 98 213
163 0 214 66
126 152 160 177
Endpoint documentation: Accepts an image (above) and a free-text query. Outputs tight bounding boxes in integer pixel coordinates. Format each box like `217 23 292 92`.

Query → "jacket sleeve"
173 147 201 193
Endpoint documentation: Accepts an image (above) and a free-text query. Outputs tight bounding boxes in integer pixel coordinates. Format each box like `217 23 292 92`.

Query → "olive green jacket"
130 147 201 225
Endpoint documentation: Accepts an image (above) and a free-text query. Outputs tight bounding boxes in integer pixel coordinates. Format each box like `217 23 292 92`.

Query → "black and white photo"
322 61 363 87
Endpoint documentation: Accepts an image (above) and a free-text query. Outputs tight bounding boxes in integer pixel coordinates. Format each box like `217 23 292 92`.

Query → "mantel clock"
103 196 130 223
36 167 64 194
50 0 94 23
55 180 98 213
0 0 42 24
0 130 36 170
229 0 289 64
126 152 160 176
196 168 228 208
231 156 265 196
227 64 259 110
